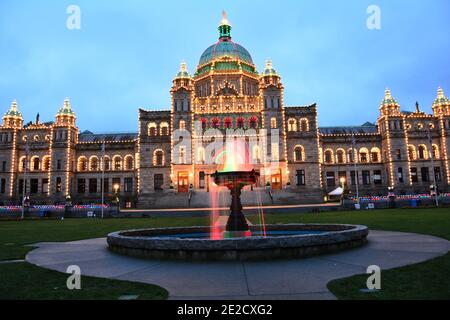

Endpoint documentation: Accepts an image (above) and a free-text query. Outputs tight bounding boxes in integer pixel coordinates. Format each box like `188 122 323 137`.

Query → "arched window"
359 148 369 163
42 156 51 171
224 117 232 129
347 148 356 163
211 118 220 129
324 149 334 164
160 122 169 135
408 145 416 160
78 156 88 171
89 156 99 171
299 118 309 132
294 145 305 162
288 118 297 132
418 145 428 159
249 116 258 129
236 117 245 129
19 156 26 172
30 156 40 171
124 155 134 170
432 144 440 159
336 149 345 164
270 117 277 129
113 155 122 170
179 120 186 130
371 147 381 163
103 156 111 171
148 122 157 136
153 149 164 166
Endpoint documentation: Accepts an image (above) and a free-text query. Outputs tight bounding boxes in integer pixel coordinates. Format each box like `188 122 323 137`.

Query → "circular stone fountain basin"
107 224 369 261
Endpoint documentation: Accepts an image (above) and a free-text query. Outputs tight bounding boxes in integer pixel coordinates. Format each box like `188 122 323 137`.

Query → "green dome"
175 62 191 79
261 60 279 77
57 98 76 116
4 100 22 118
433 88 449 106
199 40 254 66
198 12 253 67
380 88 399 107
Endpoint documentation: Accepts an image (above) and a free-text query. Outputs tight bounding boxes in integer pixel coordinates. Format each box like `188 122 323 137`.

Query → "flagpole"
101 142 105 219
427 128 439 207
21 142 29 220
352 134 360 207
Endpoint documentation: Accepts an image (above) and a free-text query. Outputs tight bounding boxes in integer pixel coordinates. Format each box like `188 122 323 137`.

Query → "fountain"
107 169 369 260
210 169 259 237
107 141 368 261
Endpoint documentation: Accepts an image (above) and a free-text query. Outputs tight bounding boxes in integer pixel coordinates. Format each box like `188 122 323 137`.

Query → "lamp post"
339 177 346 205
113 183 120 210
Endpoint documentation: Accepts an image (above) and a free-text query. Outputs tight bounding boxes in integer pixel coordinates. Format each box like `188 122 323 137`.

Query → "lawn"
248 207 450 300
0 208 449 300
0 216 208 300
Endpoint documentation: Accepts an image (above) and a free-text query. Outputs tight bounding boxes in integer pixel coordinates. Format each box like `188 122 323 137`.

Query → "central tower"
170 12 288 192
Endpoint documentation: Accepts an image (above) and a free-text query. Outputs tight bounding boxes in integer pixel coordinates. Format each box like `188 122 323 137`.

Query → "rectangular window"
362 171 370 185
57 159 62 170
398 167 404 183
373 170 382 184
199 171 205 189
124 178 133 193
396 149 402 160
0 179 5 194
350 171 359 185
2 161 6 172
434 167 442 182
30 179 38 194
77 179 86 194
421 167 429 182
296 170 305 186
89 178 97 193
102 178 109 193
19 179 24 195
42 178 49 194
326 172 335 187
411 168 418 183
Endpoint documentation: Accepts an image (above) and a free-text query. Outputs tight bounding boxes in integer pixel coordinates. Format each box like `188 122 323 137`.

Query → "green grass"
0 216 208 300
0 262 168 300
0 216 208 260
1 208 450 300
249 207 450 300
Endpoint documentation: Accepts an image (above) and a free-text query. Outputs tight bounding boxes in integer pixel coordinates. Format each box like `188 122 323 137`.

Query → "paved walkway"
26 231 450 300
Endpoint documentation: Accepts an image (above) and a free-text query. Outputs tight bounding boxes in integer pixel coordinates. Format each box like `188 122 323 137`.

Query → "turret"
432 87 450 116
55 98 76 126
379 88 401 116
2 100 23 128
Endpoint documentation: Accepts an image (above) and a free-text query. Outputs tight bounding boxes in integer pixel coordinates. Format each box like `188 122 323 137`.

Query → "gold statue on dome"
220 10 231 26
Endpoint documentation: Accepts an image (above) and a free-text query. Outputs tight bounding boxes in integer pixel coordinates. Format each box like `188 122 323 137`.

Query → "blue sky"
0 0 449 132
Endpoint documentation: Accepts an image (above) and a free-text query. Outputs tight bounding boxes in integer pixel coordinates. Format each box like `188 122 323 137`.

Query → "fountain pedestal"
211 170 259 236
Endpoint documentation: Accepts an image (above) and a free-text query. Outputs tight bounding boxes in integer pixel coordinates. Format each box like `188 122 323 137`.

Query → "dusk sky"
1 0 449 132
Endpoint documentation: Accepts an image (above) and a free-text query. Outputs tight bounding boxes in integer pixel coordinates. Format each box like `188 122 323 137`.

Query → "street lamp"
339 177 346 188
113 183 120 209
339 177 346 205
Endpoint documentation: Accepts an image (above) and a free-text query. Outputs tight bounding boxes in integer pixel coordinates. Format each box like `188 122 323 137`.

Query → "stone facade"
1 15 449 207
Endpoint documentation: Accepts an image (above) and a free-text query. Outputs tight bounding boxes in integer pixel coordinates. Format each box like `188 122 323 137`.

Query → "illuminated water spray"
209 139 266 239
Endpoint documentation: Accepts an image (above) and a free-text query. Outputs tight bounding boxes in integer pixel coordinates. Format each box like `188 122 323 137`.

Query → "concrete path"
26 231 450 300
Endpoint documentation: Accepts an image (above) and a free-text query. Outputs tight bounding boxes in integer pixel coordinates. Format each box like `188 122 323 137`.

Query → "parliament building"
1 14 449 207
